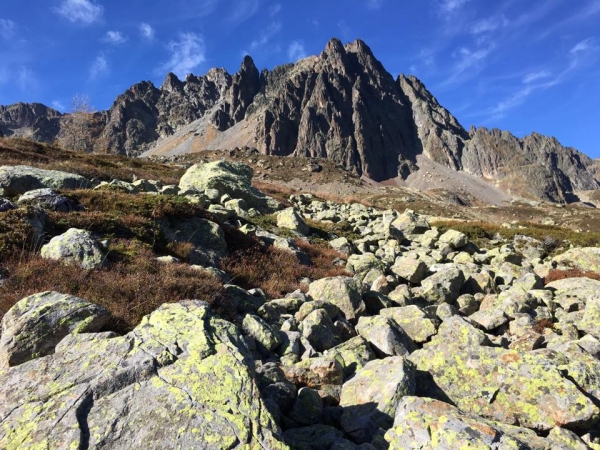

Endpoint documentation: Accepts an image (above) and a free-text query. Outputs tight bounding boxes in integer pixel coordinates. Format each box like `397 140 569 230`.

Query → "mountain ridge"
0 37 598 203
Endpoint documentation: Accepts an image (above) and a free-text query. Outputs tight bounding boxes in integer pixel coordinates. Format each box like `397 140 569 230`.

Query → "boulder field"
1 161 600 449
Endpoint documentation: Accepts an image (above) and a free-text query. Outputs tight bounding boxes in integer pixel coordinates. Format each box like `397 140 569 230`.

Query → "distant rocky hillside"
1 38 598 203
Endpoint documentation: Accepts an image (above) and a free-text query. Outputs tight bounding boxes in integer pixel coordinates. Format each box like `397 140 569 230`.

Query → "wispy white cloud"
470 15 509 34
443 42 496 85
570 38 596 55
89 53 108 79
439 0 470 13
535 0 600 40
487 77 561 120
0 19 16 40
102 30 126 45
17 66 38 91
522 70 551 84
485 39 598 120
139 23 155 41
159 32 206 77
55 0 104 25
249 21 282 52
367 0 383 10
51 100 66 111
269 3 282 17
288 40 307 62
228 0 259 25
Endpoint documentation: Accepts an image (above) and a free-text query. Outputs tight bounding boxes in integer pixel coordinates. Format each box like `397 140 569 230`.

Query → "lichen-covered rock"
380 306 437 343
300 309 340 352
410 344 599 431
420 266 465 304
326 336 376 379
40 228 105 269
429 315 489 347
389 210 430 237
438 229 469 248
178 160 280 212
547 277 600 339
242 314 282 355
552 247 600 272
308 277 366 322
0 301 288 449
329 237 355 256
390 257 428 284
0 165 91 196
546 426 591 450
277 207 310 235
0 291 110 368
339 357 415 443
384 396 530 449
355 315 415 358
346 253 386 275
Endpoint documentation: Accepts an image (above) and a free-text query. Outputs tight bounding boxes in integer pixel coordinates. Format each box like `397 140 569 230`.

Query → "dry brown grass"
220 225 349 298
0 137 182 184
544 269 600 284
0 249 232 334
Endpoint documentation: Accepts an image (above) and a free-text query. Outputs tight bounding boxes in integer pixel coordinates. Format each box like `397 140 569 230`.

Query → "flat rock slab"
385 396 530 449
410 344 599 431
0 301 287 449
0 165 90 196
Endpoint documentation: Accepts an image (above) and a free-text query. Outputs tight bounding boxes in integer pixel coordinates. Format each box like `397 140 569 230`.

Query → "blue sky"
0 0 599 158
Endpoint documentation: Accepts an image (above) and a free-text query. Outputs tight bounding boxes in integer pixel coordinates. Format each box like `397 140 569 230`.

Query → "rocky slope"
2 157 600 448
1 39 598 203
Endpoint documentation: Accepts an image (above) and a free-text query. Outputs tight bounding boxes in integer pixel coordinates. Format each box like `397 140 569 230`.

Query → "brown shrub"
220 229 348 298
544 269 600 284
0 250 232 334
533 319 554 334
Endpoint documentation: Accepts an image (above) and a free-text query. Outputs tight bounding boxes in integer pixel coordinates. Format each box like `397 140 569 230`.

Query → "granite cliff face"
1 38 598 202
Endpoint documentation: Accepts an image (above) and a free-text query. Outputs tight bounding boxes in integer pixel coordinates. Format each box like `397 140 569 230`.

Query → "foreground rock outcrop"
0 301 287 449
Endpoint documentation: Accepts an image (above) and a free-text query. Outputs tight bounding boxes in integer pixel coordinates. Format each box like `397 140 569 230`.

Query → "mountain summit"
0 38 598 203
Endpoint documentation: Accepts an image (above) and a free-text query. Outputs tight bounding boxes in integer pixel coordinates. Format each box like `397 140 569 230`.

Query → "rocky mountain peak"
0 37 598 203
161 72 183 92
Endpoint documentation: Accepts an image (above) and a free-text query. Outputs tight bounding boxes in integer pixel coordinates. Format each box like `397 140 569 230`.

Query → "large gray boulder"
17 188 81 212
339 357 415 443
300 309 340 352
0 165 90 196
40 228 105 270
380 306 438 344
0 300 288 449
308 277 366 322
410 343 599 431
0 291 110 368
419 266 465 304
178 160 280 212
160 217 228 266
385 397 530 449
552 247 600 272
355 315 416 357
277 207 310 235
